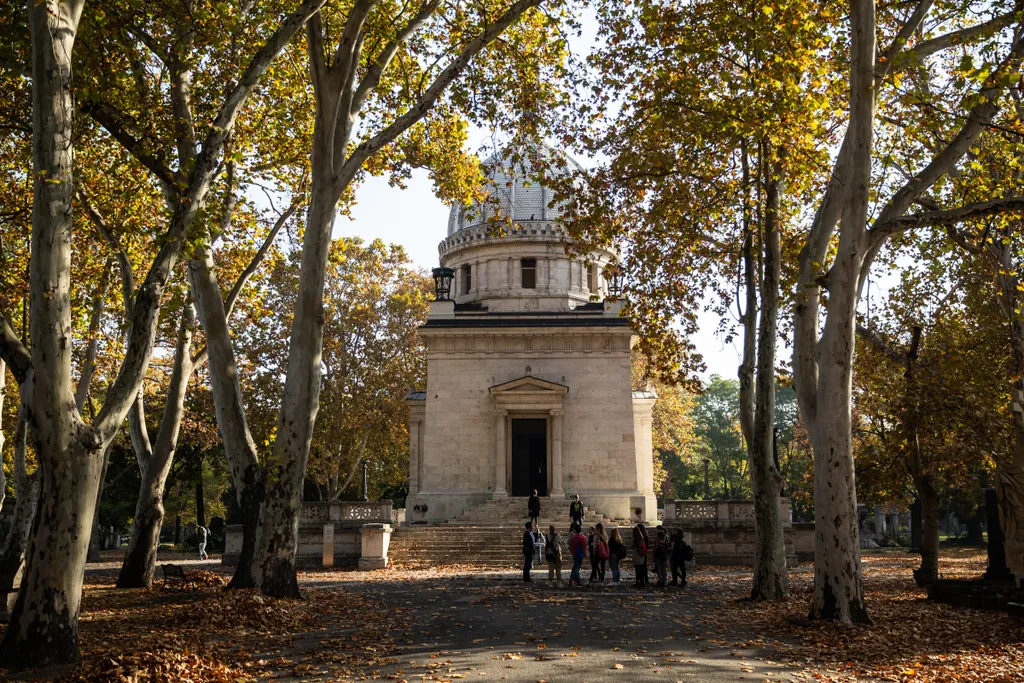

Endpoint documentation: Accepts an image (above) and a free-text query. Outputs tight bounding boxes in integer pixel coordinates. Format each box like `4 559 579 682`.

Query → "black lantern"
606 262 624 298
431 266 455 301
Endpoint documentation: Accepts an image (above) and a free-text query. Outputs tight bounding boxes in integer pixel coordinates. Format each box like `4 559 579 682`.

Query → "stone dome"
446 143 583 236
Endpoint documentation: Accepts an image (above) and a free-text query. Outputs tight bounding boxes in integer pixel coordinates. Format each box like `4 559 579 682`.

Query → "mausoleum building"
405 146 658 522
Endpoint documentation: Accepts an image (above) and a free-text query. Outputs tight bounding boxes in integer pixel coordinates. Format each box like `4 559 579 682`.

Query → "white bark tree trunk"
117 307 195 588
749 162 788 602
0 405 35 595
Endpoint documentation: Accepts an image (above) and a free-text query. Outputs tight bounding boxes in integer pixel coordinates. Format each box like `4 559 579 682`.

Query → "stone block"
359 523 392 571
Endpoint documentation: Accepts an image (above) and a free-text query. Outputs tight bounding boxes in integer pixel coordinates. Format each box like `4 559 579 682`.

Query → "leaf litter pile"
1 569 410 682
699 550 1024 682
2 550 1022 682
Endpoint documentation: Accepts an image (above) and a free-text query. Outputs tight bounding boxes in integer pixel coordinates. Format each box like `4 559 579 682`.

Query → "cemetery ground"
2 551 1021 683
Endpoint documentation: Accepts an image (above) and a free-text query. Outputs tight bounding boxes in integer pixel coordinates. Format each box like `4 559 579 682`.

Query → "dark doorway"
511 418 547 496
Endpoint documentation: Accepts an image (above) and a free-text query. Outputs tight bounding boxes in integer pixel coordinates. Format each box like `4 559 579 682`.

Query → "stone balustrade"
223 500 394 570
298 500 393 525
437 222 568 255
662 499 793 527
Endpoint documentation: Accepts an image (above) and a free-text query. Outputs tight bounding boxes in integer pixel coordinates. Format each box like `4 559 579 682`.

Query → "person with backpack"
568 524 587 586
586 526 598 583
545 524 563 584
569 494 584 528
670 528 693 586
593 523 609 582
652 527 670 586
528 490 541 529
533 525 545 566
522 522 535 582
608 527 627 583
631 525 648 587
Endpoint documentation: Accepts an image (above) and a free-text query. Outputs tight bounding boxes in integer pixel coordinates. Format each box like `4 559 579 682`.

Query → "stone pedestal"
358 523 392 570
322 524 335 569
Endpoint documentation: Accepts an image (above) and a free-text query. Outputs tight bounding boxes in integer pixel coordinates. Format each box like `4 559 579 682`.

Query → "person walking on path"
198 525 210 561
569 494 584 528
632 525 649 587
593 523 609 583
652 527 670 586
608 527 627 583
522 522 535 582
528 490 541 529
670 528 692 586
545 524 563 584
568 524 587 586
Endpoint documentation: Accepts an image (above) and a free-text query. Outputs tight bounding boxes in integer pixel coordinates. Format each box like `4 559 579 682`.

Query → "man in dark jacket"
528 490 541 528
522 522 534 582
670 528 692 586
569 494 584 528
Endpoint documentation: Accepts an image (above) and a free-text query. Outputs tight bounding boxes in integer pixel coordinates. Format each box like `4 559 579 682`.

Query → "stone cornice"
421 329 633 355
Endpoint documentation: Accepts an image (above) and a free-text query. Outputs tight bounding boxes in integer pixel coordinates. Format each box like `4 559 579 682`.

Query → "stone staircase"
389 496 625 568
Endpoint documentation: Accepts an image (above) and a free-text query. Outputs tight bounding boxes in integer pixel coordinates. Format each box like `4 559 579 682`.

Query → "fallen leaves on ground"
701 550 1024 682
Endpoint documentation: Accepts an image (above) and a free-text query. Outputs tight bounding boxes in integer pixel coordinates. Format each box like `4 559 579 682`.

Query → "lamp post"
431 266 455 301
702 458 711 500
360 459 370 502
605 262 624 298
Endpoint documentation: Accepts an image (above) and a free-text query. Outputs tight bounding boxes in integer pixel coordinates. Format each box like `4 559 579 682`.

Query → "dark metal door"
511 418 547 496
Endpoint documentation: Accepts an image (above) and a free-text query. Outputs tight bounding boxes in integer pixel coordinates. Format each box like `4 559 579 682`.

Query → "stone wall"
662 499 799 567
223 501 393 569
408 323 656 521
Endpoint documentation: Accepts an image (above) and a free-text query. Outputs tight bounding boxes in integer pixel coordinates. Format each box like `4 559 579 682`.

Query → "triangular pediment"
489 375 568 395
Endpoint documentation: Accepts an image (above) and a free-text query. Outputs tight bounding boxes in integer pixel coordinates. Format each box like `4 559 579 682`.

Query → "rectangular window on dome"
587 264 597 293
462 264 472 294
521 258 537 289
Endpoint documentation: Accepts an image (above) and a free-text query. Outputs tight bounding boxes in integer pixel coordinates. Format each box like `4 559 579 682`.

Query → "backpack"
682 543 694 561
572 534 586 561
597 541 609 560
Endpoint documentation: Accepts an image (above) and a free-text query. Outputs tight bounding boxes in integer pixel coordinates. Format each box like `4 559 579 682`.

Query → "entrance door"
511 418 547 496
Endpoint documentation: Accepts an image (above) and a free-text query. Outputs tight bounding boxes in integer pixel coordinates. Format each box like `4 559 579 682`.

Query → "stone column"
513 257 522 289
409 418 421 494
543 257 551 291
494 408 508 497
550 408 564 496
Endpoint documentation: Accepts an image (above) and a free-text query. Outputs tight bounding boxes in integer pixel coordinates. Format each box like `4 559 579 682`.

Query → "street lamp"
702 458 711 500
431 266 455 301
360 459 370 502
605 262 624 298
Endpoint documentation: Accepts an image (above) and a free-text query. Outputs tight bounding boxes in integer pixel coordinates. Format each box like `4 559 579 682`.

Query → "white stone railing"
663 499 792 527
298 501 393 525
438 222 567 255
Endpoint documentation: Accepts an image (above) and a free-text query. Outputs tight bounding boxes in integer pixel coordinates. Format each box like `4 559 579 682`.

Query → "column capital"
494 407 508 417
549 408 564 417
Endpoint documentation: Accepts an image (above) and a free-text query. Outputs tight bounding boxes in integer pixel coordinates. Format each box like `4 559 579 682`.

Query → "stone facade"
405 145 657 523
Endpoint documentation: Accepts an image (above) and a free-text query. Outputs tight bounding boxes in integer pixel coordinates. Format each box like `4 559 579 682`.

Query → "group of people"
521 492 693 588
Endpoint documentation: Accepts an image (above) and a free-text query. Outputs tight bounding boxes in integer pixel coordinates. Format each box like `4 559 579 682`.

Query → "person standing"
670 528 692 586
197 524 210 561
632 525 648 587
528 490 541 529
569 494 584 528
522 522 535 582
652 527 670 586
586 526 598 583
545 524 563 584
533 525 545 567
608 527 627 583
594 523 609 583
568 524 587 586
